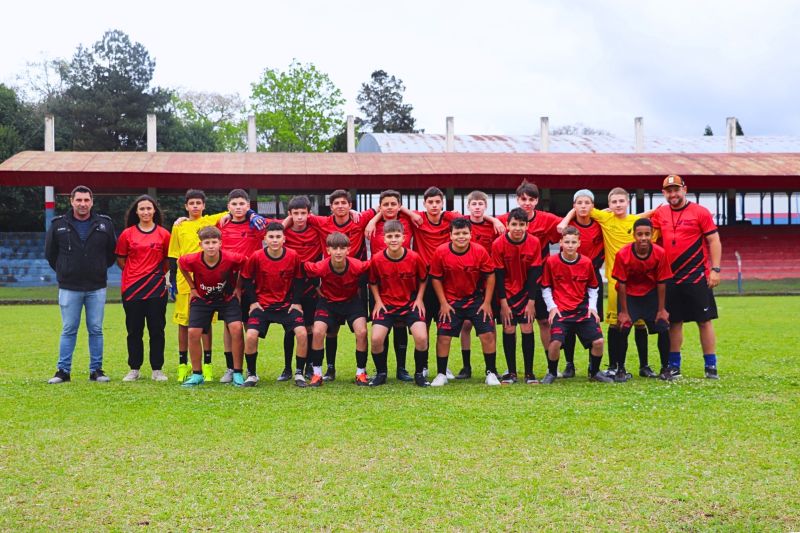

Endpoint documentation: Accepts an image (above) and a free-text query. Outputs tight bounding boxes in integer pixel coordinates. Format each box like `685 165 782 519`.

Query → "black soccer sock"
589 354 603 375
295 355 306 374
461 349 471 369
635 327 649 368
393 327 408 369
355 350 368 370
617 326 631 369
606 328 620 370
483 352 497 375
283 330 294 370
547 358 558 375
657 331 670 368
193 370 203 375
521 332 535 375
325 336 338 367
563 331 576 364
224 351 234 370
437 356 449 376
179 351 188 365
414 348 428 374
203 350 212 365
372 351 388 374
233 368 242 374
502 332 516 374
310 348 324 367
245 352 257 376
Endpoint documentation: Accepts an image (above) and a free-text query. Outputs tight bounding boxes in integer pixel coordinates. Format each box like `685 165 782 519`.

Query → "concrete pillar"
146 113 157 152
540 116 550 153
44 114 55 231
247 115 257 153
727 188 737 225
445 187 455 211
445 116 454 152
346 115 355 153
726 117 737 153
634 117 644 153
249 188 259 212
636 188 645 213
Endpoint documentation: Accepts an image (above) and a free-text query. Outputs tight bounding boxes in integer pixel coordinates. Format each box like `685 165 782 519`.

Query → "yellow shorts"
605 283 646 328
173 293 217 327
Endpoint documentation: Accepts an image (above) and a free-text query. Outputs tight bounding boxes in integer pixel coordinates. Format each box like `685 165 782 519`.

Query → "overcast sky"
2 0 798 137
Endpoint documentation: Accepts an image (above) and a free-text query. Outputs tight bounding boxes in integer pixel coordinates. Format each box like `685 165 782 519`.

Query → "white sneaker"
151 369 168 381
122 369 140 382
220 368 234 383
430 373 448 387
243 374 259 387
445 368 455 380
485 371 501 386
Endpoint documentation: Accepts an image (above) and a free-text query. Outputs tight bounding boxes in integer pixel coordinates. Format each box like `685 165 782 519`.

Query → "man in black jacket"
45 185 117 384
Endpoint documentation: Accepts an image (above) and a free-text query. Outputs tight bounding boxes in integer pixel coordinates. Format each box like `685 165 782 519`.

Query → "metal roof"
357 133 800 154
1 151 799 192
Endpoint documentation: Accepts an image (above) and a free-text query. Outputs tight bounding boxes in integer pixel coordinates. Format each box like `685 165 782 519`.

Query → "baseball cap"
662 174 685 188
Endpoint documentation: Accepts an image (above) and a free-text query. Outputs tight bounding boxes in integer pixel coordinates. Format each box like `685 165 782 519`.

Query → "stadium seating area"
718 225 800 280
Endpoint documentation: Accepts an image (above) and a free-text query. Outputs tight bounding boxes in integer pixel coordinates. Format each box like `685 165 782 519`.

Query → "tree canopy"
356 70 417 133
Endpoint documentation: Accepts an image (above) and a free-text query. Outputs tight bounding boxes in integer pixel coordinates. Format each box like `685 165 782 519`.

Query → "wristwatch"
711 267 721 273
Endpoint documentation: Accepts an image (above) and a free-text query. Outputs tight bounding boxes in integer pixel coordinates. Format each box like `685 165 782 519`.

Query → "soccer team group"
46 175 723 388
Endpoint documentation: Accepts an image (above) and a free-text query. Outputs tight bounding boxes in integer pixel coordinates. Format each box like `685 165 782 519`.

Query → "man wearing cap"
650 175 722 379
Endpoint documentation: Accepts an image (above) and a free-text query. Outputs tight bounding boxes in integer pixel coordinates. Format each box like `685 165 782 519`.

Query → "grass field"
1 297 798 531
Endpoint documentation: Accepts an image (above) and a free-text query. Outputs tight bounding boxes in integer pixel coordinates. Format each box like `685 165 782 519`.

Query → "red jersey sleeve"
611 248 629 283
540 258 553 288
697 206 718 235
429 248 444 279
115 229 130 257
414 253 428 282
476 245 494 274
303 259 326 279
656 248 673 282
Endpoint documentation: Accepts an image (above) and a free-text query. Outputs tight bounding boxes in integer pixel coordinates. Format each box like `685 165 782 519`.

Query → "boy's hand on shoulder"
173 216 189 226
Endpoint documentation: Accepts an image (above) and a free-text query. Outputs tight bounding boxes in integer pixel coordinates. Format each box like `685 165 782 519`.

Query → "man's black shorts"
550 315 603 349
314 297 366 330
666 279 718 323
423 283 441 327
189 298 242 329
246 307 305 338
620 289 669 335
373 302 424 329
437 298 494 337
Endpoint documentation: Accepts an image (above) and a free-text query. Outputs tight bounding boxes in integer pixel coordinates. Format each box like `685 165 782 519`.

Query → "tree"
551 123 611 136
356 70 417 133
704 125 713 136
168 91 247 152
250 60 345 152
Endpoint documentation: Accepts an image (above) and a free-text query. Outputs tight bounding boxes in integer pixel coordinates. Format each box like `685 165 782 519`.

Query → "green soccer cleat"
182 373 204 387
176 363 189 383
202 363 214 382
232 372 245 387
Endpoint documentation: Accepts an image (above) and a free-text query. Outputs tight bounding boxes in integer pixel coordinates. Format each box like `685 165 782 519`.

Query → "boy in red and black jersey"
491 208 543 384
368 220 430 387
302 232 371 387
429 218 498 386
540 227 613 384
241 222 308 388
178 226 246 387
305 189 377 260
611 218 673 381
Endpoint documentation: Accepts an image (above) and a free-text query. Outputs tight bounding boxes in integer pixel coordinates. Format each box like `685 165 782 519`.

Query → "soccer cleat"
122 369 140 382
446 368 456 380
524 373 538 384
323 366 336 382
604 367 617 379
355 373 370 386
414 373 430 387
668 366 682 379
590 371 615 383
294 371 307 388
559 362 576 379
369 373 388 387
220 369 234 383
396 368 413 382
151 370 168 382
639 366 658 378
182 373 204 387
540 373 557 385
614 366 632 383
455 367 472 380
202 364 214 382
232 372 245 387
276 368 292 382
704 366 719 379
309 374 323 387
422 367 429 379
48 369 71 384
658 367 675 381
243 373 259 387
89 369 110 382
485 371 501 386
304 364 314 381
430 373 448 387
176 363 189 383
500 372 518 385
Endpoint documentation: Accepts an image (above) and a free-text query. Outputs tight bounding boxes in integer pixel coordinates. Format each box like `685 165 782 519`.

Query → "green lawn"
0 297 798 530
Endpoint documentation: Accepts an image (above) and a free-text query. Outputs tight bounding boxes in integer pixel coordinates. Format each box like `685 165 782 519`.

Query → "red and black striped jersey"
303 257 370 303
179 251 245 303
410 210 461 265
570 219 605 270
611 243 672 296
541 253 598 313
218 219 268 258
429 242 494 305
491 233 543 299
115 225 170 301
498 210 561 259
242 247 301 310
285 225 323 262
369 215 413 256
368 248 427 307
651 202 717 284
308 210 376 259
468 218 498 251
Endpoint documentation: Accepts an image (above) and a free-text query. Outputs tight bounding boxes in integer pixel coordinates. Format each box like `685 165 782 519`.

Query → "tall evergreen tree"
357 70 417 133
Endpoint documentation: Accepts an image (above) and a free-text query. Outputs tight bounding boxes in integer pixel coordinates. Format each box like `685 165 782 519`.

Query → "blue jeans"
57 288 106 373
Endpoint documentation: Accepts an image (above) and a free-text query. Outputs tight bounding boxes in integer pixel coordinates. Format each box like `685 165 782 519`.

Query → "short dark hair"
507 207 528 224
423 186 444 200
633 218 653 230
70 185 92 199
266 222 284 233
516 180 539 198
288 195 311 211
198 226 221 240
450 217 472 233
562 226 580 238
383 220 405 235
326 231 350 249
228 189 249 202
185 189 206 203
125 194 163 227
329 189 352 204
379 189 401 204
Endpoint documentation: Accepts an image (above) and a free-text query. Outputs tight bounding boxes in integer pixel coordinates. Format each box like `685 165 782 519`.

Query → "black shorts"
550 315 603 348
437 298 494 337
666 279 718 323
619 289 669 335
494 290 531 325
533 291 548 323
246 307 305 338
373 303 424 329
594 268 604 320
189 298 243 329
314 297 366 330
239 292 255 322
423 283 441 327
